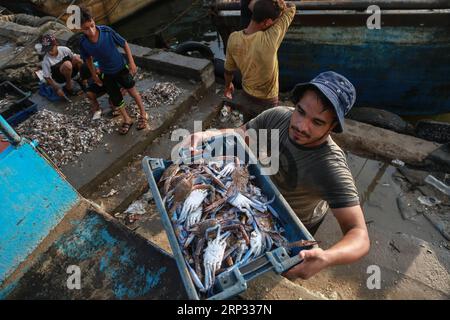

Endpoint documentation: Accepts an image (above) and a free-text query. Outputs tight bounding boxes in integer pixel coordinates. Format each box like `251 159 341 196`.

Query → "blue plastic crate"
0 81 38 127
142 133 316 300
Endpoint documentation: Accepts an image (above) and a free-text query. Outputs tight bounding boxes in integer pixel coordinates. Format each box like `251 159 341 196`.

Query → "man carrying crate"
183 71 370 280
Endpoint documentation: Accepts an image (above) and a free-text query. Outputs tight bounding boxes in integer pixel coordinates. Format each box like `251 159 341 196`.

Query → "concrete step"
87 83 224 216
332 119 448 172
55 74 209 196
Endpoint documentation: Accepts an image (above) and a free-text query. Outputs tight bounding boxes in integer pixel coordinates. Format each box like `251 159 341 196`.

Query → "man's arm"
224 70 234 99
123 41 137 76
85 56 102 86
284 205 370 280
265 1 296 48
181 107 275 151
325 206 370 264
45 77 65 97
107 27 136 75
224 36 238 99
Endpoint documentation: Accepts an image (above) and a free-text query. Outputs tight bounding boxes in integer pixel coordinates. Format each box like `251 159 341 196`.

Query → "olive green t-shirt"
246 107 360 227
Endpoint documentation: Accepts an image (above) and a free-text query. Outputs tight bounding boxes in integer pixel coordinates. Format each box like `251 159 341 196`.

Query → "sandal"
76 79 87 93
63 86 82 97
110 108 121 117
119 122 133 135
137 115 148 130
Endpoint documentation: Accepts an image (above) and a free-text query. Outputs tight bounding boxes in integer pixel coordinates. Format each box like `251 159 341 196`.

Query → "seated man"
183 71 370 280
40 34 83 98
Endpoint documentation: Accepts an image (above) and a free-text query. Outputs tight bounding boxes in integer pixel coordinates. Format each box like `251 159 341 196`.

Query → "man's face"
81 20 97 38
48 45 58 56
289 90 337 146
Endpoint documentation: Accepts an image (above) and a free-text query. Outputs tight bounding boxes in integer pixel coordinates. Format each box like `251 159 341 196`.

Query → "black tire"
66 32 84 54
347 107 414 134
175 41 243 88
175 41 214 61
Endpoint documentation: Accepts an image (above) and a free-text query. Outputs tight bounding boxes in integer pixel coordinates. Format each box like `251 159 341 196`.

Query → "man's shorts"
86 83 107 97
101 66 135 108
51 56 79 84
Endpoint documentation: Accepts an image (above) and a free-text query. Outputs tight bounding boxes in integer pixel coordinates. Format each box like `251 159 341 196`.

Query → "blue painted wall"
279 26 450 115
0 142 79 284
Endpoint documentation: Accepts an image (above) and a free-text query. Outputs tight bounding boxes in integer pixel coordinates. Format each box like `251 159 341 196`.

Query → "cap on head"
41 34 57 53
291 71 356 133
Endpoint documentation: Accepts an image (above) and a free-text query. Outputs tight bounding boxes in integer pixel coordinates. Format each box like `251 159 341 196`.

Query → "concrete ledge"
119 43 154 67
64 78 207 196
88 84 224 215
140 51 215 88
332 119 444 169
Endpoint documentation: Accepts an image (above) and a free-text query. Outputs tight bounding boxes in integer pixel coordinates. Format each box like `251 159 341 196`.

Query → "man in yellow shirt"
224 0 296 122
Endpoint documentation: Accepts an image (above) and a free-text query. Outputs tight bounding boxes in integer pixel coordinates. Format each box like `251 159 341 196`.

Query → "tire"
175 41 242 88
175 41 214 61
66 32 84 54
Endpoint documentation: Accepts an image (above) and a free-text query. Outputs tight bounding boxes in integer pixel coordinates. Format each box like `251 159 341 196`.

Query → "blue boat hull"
279 26 450 116
0 118 186 300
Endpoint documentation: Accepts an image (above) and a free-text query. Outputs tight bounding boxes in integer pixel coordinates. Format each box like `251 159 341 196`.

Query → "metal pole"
211 0 450 11
0 116 22 146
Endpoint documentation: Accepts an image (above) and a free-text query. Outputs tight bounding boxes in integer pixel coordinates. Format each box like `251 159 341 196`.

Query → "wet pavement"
298 154 450 300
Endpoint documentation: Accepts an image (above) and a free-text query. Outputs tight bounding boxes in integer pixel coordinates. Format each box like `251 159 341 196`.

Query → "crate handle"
209 268 247 300
266 247 304 274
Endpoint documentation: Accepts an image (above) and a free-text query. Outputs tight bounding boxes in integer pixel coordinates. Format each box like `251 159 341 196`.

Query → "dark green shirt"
246 107 360 227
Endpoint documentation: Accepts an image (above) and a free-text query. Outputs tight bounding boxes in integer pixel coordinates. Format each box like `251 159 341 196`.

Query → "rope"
94 0 124 22
155 0 201 35
0 0 77 71
127 0 203 43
